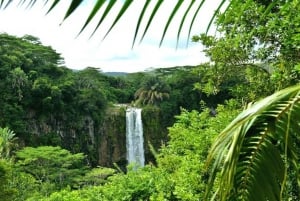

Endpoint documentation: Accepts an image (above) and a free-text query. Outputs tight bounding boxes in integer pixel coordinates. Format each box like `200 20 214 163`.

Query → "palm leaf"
205 85 300 201
159 0 184 47
1 0 281 46
102 0 134 40
77 0 106 36
63 0 84 20
205 0 227 34
139 0 164 43
90 0 118 37
46 0 59 14
177 0 196 47
132 0 151 47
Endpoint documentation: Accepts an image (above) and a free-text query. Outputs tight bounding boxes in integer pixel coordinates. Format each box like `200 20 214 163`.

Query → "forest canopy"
0 0 300 200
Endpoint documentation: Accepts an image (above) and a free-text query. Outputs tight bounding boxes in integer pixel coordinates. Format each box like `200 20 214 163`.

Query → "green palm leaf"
0 0 227 45
1 0 281 46
159 0 184 47
177 0 196 47
63 0 84 20
139 0 164 43
77 0 106 36
205 85 300 201
90 0 118 37
132 0 151 47
205 0 227 34
102 0 134 40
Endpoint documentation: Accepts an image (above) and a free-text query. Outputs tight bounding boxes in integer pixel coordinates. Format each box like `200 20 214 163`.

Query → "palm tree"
134 76 170 106
205 85 300 200
0 127 18 159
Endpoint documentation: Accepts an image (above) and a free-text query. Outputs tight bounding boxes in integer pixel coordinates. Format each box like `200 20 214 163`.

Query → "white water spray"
126 107 145 167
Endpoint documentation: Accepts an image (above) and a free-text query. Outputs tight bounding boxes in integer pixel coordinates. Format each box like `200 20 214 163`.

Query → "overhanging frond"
0 0 229 46
1 1 281 47
206 84 300 201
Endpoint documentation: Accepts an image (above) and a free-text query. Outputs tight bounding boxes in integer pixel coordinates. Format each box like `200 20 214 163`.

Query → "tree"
36 101 241 201
152 102 240 200
15 146 88 190
0 33 65 134
134 76 170 106
193 0 300 97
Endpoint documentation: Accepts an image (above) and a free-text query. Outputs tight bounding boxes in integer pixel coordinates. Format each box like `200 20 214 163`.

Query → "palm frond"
102 0 133 40
63 0 84 20
0 0 229 46
77 0 105 36
205 85 300 201
1 1 281 46
132 0 151 47
139 0 164 44
159 0 184 47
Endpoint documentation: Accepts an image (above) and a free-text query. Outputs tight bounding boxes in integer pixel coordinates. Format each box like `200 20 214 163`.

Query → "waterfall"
126 107 145 167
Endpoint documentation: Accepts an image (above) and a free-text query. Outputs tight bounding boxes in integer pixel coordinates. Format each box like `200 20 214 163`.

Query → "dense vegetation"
0 0 300 200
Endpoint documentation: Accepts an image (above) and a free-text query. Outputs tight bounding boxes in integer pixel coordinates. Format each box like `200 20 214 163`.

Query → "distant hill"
104 72 129 77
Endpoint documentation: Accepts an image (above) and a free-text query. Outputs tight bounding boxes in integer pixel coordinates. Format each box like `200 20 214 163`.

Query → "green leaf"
63 0 84 20
103 0 134 40
90 0 118 37
77 0 106 35
46 0 60 14
132 0 151 47
140 0 164 43
176 0 196 48
205 0 227 34
206 84 300 201
159 0 184 47
186 0 205 45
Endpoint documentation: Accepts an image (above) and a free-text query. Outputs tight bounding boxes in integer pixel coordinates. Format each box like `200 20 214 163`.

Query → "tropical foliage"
0 0 300 200
0 159 14 201
15 146 88 189
206 85 300 200
0 0 228 46
198 1 300 200
33 102 241 201
134 76 170 106
0 127 17 159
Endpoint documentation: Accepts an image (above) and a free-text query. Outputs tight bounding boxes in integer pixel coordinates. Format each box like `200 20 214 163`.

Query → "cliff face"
97 106 168 168
25 111 100 166
25 106 168 168
98 107 127 167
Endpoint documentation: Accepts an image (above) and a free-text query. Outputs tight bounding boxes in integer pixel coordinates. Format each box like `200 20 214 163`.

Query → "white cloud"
0 1 219 72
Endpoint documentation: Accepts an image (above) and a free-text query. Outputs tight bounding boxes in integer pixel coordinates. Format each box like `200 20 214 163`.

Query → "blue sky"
0 1 219 72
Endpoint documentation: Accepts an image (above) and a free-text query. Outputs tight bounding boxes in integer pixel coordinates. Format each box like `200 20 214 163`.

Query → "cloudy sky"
0 1 219 72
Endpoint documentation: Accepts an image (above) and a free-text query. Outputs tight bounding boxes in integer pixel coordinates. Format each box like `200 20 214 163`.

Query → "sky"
0 1 219 72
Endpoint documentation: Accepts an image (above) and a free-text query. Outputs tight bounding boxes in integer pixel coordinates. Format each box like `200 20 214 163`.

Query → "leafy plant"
134 76 170 106
15 146 88 190
0 127 17 159
0 159 15 201
206 85 300 201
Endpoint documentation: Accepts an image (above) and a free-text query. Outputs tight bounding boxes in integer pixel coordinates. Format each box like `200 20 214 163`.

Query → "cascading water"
126 107 145 167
